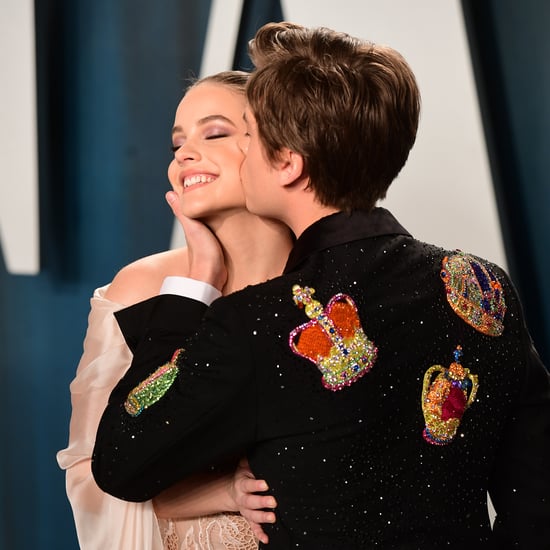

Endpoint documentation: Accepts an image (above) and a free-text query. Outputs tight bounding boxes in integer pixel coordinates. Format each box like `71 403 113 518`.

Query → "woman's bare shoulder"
105 248 189 306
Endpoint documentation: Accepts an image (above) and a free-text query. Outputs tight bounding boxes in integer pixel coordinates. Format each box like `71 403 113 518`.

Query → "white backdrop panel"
281 0 505 266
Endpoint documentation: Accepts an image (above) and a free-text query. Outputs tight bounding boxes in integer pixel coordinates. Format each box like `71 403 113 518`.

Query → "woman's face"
167 82 247 220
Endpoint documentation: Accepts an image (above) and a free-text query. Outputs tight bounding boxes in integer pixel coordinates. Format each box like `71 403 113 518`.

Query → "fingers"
235 480 277 544
165 191 227 290
238 476 268 494
240 499 276 546
249 520 270 545
238 493 277 523
165 191 202 236
165 191 198 235
243 506 277 524
231 458 277 544
165 190 181 217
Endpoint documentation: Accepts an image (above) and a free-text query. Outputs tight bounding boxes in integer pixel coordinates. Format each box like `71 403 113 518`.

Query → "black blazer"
93 208 550 549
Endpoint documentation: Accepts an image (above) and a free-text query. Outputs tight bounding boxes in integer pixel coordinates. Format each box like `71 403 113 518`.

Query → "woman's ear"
275 148 306 188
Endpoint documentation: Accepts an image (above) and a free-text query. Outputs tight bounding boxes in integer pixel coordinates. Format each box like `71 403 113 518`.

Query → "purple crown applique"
441 252 506 336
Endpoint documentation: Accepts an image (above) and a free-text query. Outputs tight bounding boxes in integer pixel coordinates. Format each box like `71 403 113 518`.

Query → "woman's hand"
229 457 277 545
166 190 227 291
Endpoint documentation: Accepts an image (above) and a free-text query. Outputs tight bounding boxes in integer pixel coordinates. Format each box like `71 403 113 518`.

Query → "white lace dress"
57 285 257 550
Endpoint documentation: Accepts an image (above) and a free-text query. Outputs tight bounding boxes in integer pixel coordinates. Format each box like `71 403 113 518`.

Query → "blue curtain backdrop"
0 1 548 548
1 2 212 548
461 0 550 365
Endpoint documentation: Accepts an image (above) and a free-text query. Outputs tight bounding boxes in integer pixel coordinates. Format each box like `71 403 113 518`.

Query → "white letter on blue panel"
0 0 40 274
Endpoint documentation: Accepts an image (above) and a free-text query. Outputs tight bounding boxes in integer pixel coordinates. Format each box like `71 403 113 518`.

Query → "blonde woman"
57 71 291 549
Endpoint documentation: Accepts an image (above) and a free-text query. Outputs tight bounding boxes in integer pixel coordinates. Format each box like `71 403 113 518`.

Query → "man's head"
245 22 421 213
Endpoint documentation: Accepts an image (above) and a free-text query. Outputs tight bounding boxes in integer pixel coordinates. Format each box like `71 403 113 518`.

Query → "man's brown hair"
247 22 421 212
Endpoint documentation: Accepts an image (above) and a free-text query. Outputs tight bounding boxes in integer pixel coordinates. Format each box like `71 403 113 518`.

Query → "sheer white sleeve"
56 285 164 550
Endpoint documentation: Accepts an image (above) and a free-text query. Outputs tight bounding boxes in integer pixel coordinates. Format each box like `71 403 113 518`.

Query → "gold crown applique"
289 285 377 391
124 349 183 417
441 252 506 336
421 345 479 445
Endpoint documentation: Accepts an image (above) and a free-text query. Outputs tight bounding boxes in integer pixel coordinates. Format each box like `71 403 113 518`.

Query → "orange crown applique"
421 345 479 445
289 285 377 391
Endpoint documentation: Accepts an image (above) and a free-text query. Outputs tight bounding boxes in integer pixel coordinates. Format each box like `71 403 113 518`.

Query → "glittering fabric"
440 252 506 336
421 345 479 445
125 349 182 416
289 285 377 390
94 209 550 549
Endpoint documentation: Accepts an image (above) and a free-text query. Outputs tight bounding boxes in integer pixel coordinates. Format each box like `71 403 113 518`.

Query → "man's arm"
490 345 550 546
92 295 256 502
489 279 550 547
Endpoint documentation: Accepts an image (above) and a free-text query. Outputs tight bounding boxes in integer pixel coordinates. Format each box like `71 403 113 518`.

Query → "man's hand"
166 191 227 291
229 457 277 545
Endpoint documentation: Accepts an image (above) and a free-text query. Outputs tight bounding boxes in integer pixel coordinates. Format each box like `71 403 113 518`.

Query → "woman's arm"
153 459 277 545
59 257 274 548
57 286 164 550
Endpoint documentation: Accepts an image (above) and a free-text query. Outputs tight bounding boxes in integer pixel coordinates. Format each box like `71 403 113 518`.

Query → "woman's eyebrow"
172 114 236 135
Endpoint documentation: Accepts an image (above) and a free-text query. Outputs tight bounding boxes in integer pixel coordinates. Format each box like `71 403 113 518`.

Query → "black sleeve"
92 295 257 502
114 293 208 353
489 277 550 548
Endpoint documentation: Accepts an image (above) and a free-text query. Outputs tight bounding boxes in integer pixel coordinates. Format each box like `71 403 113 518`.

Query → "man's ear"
275 148 307 188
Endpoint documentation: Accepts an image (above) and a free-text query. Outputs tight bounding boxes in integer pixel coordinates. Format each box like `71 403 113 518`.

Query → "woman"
57 71 292 549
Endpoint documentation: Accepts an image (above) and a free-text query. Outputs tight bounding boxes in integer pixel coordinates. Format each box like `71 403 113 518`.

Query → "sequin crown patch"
124 349 182 417
421 346 479 445
441 252 506 336
289 285 377 391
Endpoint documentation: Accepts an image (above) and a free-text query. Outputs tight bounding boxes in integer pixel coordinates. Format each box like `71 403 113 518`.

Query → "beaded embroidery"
421 346 478 445
124 349 182 417
441 252 506 336
289 285 377 391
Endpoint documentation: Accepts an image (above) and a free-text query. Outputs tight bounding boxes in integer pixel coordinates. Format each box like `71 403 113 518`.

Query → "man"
93 22 550 548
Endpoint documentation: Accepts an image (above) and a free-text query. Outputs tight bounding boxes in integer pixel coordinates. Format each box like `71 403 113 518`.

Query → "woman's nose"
174 141 201 164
